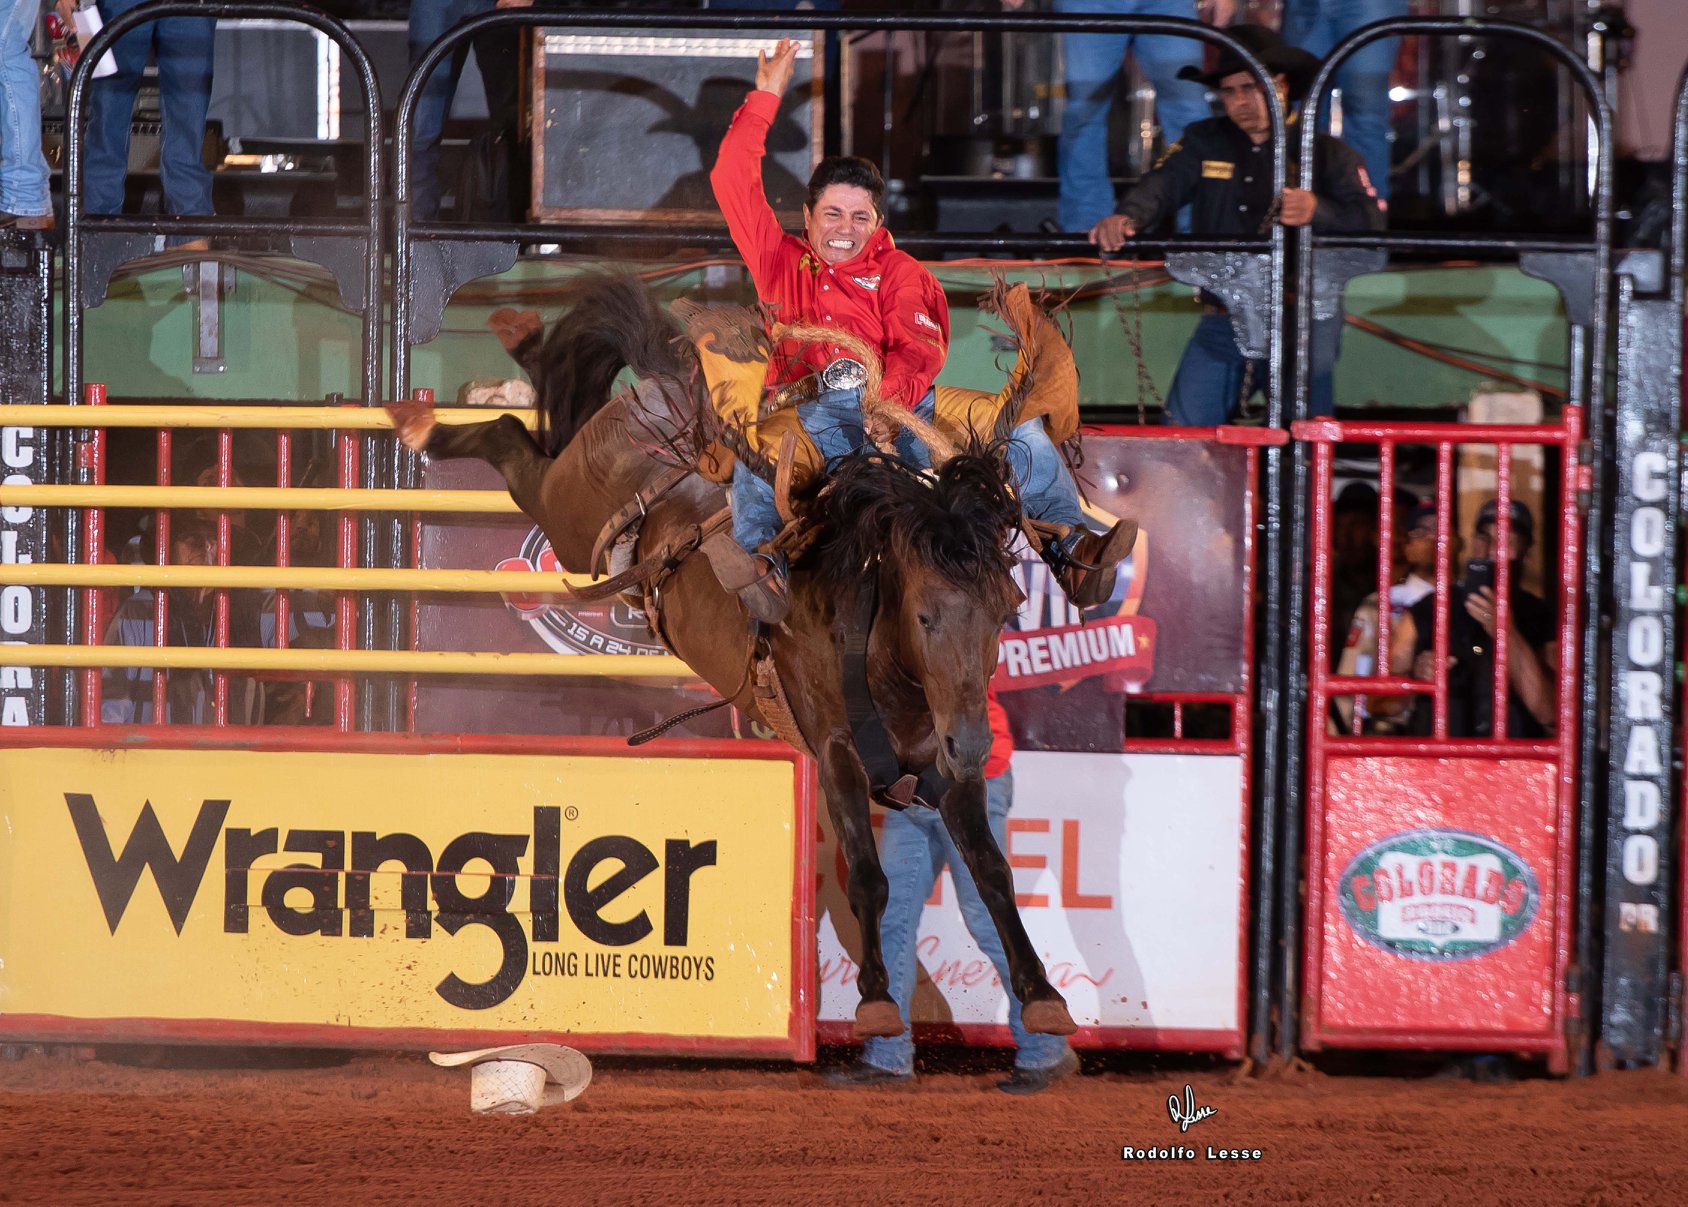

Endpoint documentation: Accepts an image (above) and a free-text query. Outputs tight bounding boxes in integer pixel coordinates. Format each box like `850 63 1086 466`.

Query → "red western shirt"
986 684 1013 780
710 89 949 409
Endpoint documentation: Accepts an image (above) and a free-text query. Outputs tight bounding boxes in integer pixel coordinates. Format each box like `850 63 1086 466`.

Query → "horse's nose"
943 719 992 780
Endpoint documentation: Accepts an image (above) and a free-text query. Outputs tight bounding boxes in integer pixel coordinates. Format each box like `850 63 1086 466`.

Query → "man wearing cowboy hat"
1088 23 1383 425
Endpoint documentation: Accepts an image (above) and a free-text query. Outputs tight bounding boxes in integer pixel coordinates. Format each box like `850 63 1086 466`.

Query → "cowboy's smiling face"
804 184 881 265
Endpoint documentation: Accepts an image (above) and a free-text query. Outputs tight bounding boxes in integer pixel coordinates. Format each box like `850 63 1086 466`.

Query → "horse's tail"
531 276 693 457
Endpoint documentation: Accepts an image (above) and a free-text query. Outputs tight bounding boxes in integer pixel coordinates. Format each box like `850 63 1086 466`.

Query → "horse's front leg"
937 776 1077 1035
818 733 903 1038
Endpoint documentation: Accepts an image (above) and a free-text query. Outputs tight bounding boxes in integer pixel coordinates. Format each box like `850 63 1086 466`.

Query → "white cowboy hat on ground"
428 1044 593 1115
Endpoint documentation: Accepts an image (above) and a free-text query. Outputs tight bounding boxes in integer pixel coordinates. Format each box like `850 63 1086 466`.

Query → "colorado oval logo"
1337 828 1541 961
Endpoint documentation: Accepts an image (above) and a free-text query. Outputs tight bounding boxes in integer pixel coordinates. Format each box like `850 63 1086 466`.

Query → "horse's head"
814 450 1025 782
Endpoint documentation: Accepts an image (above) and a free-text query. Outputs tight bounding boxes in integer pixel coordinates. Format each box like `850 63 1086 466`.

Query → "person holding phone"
1388 498 1557 738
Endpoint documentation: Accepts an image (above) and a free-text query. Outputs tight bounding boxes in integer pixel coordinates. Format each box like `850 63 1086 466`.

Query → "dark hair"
806 157 885 219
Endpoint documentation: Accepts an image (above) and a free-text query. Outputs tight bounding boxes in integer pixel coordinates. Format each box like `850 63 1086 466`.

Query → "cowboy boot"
1046 520 1138 608
703 539 791 625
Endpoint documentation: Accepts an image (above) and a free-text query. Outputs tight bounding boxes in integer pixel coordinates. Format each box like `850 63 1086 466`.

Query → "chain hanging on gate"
1107 256 1163 426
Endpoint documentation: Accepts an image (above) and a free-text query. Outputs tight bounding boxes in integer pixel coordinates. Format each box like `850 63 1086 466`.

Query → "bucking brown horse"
389 277 1077 1039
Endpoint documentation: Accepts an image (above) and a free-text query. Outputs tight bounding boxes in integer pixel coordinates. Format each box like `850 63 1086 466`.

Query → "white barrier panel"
816 750 1245 1050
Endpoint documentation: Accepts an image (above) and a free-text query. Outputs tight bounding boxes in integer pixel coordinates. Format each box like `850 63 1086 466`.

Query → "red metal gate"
1297 415 1586 1072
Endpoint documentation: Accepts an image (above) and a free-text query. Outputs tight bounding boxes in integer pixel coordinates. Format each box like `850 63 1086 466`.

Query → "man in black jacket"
1088 24 1384 425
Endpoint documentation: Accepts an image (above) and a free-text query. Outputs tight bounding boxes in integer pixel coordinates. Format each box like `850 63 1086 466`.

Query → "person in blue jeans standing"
82 0 214 221
827 690 1079 1095
1034 0 1234 233
1 0 54 228
409 0 523 221
1280 0 1406 209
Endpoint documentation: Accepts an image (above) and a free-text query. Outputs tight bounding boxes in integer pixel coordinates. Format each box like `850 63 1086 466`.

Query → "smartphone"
1462 558 1495 596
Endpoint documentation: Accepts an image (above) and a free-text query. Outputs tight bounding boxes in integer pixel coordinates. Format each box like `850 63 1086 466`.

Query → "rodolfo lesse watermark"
1119 1084 1263 1162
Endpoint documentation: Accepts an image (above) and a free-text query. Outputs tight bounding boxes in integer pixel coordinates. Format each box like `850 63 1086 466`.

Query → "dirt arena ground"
2 1047 1684 1206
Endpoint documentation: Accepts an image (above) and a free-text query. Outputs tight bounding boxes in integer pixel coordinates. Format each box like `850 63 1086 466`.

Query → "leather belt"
765 357 869 414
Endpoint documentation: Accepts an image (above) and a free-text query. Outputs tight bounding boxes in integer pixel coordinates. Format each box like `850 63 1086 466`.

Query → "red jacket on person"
986 684 1013 781
710 89 950 409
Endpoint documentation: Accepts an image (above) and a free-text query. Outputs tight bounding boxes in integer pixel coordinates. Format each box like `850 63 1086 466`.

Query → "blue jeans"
862 769 1071 1074
1281 0 1406 205
408 0 497 221
84 0 214 217
730 388 1087 553
1054 0 1211 233
1 0 50 218
1163 311 1339 424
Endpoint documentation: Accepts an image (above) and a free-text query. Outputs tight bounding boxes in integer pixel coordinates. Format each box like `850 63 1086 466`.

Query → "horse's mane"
808 449 1023 614
531 276 696 458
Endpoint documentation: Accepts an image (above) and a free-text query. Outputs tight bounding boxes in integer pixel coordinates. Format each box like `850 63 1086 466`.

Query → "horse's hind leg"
938 778 1077 1035
388 399 551 518
819 736 902 1038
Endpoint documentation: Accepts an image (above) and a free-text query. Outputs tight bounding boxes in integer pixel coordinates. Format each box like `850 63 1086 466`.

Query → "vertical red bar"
78 384 106 726
1492 443 1513 739
1430 442 1454 738
1374 440 1396 695
153 429 171 720
211 429 232 724
335 413 358 731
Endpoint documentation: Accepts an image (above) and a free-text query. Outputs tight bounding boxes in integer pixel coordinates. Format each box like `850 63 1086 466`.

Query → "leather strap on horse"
627 620 757 746
568 507 733 606
840 571 952 811
590 465 691 577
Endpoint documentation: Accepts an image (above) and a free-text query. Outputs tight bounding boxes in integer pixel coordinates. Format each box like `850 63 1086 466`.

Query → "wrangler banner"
0 741 814 1058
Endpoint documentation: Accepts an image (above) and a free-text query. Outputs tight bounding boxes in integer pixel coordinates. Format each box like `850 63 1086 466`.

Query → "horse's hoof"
488 307 544 353
1022 998 1078 1036
853 1000 904 1038
385 397 436 453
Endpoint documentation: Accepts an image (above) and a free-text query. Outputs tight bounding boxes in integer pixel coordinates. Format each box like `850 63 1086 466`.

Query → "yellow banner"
0 748 800 1047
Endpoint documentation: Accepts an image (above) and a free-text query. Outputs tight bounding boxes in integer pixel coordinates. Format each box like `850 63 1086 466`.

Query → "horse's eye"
917 613 933 630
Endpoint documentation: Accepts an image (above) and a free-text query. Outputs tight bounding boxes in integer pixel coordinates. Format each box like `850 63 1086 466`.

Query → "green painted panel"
64 257 1570 415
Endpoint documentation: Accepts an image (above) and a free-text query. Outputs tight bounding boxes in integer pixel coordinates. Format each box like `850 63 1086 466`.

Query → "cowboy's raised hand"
757 38 801 97
1088 214 1137 253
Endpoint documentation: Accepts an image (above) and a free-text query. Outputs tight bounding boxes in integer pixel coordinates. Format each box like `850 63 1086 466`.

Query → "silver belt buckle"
821 358 867 391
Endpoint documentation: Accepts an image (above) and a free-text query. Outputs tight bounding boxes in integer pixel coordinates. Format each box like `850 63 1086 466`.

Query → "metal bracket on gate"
405 239 521 346
1165 250 1272 358
184 260 237 375
290 235 371 314
1309 246 1389 324
76 231 161 310
1519 251 1598 329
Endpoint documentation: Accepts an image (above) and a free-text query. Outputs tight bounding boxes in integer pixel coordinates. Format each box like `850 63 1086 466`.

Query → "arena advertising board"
0 743 813 1057
1313 755 1561 1040
816 752 1246 1051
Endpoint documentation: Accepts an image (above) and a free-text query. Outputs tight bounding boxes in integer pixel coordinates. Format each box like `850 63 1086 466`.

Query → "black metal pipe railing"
62 2 386 728
1283 15 1614 1073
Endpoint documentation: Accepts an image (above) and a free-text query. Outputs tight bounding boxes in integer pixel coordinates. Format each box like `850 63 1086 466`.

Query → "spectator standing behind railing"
81 0 214 237
0 0 54 229
408 0 525 221
1388 498 1557 739
101 518 227 723
1279 0 1406 211
1086 23 1383 424
1014 0 1233 235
